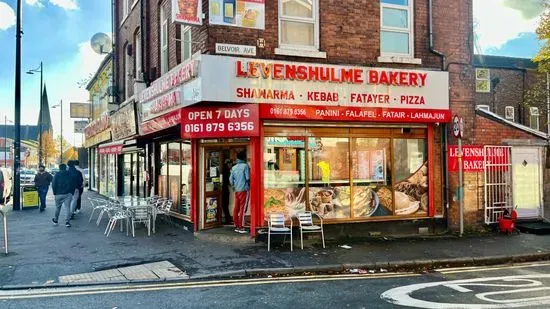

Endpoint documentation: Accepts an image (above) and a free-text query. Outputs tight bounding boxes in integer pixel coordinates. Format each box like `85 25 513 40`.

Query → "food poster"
393 162 428 216
308 137 350 182
309 186 350 219
172 0 202 26
264 187 306 218
209 0 265 30
205 197 218 223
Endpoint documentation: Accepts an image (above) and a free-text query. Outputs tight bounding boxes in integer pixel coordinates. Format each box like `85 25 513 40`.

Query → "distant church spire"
38 84 53 134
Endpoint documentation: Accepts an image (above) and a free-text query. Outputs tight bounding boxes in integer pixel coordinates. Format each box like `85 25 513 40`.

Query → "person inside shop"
229 151 250 234
34 164 53 212
221 158 233 225
51 164 76 228
67 160 84 219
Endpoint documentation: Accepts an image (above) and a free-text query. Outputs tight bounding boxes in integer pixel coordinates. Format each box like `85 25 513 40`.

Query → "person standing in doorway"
67 160 83 218
52 164 76 227
221 158 233 225
229 151 249 234
34 164 52 212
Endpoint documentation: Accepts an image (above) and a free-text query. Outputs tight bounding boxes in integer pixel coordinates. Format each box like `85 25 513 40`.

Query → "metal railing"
0 208 7 254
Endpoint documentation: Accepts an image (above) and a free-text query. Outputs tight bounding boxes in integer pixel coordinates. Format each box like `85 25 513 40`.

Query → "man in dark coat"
34 164 53 212
52 164 76 227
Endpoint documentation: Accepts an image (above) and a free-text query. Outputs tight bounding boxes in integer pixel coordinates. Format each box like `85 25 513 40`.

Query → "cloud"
502 0 544 20
0 2 16 31
485 32 542 58
25 0 44 7
49 0 78 11
474 0 539 52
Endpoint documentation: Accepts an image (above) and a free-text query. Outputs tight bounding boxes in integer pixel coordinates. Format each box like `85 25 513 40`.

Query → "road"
2 262 550 309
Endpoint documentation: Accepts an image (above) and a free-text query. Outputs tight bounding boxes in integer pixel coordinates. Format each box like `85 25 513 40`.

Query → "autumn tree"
55 135 77 164
534 1 550 70
40 131 58 167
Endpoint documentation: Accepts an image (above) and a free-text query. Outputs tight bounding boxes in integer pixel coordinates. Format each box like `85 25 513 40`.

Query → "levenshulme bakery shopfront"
139 55 450 237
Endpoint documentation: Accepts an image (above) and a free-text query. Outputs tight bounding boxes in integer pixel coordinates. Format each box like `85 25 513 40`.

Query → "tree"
40 131 58 167
534 1 550 70
63 147 78 163
55 135 76 164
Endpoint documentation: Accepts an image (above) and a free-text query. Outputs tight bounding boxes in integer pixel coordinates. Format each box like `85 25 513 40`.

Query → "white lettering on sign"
139 59 198 103
216 44 257 56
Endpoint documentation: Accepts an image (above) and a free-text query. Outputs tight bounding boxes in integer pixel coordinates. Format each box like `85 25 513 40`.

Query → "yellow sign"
22 187 39 208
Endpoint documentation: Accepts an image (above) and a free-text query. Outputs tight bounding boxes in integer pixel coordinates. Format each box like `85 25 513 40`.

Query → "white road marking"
437 262 550 275
381 274 550 308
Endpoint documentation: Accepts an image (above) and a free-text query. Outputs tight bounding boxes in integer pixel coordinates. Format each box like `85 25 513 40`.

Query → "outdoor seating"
105 209 131 237
152 199 172 234
96 200 122 226
88 198 109 223
267 213 293 252
297 212 325 250
130 205 152 237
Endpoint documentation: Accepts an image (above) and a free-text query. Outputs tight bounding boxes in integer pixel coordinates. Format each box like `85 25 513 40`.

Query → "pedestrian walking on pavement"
229 151 250 234
72 160 85 213
34 164 52 212
52 164 76 227
67 160 84 219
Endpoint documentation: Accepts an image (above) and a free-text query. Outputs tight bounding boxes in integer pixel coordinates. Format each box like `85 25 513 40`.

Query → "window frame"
160 4 169 75
505 106 515 121
476 105 490 112
476 68 491 93
180 26 192 63
135 29 142 80
380 0 414 58
124 43 131 100
530 107 540 130
278 0 320 51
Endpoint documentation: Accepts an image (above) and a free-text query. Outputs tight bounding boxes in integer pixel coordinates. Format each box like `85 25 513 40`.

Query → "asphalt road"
2 262 550 309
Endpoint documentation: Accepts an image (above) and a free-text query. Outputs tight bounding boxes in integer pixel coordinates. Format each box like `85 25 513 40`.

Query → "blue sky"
0 0 110 146
0 0 545 146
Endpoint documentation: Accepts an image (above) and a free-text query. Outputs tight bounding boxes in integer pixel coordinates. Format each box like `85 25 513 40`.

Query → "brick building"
85 0 547 236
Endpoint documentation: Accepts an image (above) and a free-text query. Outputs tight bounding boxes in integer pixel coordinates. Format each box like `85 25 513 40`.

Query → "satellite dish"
90 33 113 54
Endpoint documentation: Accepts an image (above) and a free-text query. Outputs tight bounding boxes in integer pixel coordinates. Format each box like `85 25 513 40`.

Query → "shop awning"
98 141 124 155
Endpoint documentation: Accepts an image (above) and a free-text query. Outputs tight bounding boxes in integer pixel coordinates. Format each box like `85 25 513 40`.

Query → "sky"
0 0 545 146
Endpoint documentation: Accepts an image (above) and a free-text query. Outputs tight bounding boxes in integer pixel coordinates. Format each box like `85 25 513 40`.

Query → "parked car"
0 168 12 205
82 168 89 187
20 169 35 186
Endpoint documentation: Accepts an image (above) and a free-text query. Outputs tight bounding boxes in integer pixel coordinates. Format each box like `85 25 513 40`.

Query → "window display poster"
206 197 218 223
209 0 265 30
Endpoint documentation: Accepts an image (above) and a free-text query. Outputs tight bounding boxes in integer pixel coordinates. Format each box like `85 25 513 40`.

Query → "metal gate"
484 146 513 224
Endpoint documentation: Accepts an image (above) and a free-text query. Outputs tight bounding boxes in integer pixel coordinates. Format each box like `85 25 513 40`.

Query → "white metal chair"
267 213 293 252
97 200 122 226
88 198 109 223
105 209 131 237
297 212 325 249
152 199 172 233
130 205 152 237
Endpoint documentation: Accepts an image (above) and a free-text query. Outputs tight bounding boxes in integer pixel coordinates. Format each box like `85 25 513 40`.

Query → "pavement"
1 190 550 289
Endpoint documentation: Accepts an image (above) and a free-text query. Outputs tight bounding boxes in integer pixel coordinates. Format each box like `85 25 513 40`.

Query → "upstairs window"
135 30 142 80
505 106 514 121
124 43 131 100
181 26 192 62
278 0 319 50
530 107 540 131
123 0 129 20
160 4 169 74
380 0 413 57
476 68 490 93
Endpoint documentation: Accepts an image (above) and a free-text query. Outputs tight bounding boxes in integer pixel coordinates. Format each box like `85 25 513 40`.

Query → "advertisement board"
181 104 259 138
172 0 202 26
22 186 39 209
74 120 89 134
111 103 137 141
140 109 182 136
209 0 265 30
447 145 510 172
200 55 450 114
70 103 91 119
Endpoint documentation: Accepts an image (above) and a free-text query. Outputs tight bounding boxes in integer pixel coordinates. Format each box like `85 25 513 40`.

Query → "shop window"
278 0 319 51
168 143 181 212
181 26 192 63
160 4 169 75
530 107 540 130
181 142 192 217
380 0 413 57
308 137 350 219
476 68 490 93
393 139 428 216
352 138 392 217
263 136 307 218
159 143 168 198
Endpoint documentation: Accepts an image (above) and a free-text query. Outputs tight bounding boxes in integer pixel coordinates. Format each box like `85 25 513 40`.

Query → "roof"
473 54 538 70
0 125 41 141
475 107 548 139
86 53 113 90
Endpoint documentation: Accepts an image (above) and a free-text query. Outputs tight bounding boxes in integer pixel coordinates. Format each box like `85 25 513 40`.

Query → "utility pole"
13 0 22 211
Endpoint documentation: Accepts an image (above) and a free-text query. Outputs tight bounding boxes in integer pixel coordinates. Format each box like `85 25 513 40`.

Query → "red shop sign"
447 145 510 172
99 144 123 155
141 109 182 135
181 104 260 138
259 104 451 123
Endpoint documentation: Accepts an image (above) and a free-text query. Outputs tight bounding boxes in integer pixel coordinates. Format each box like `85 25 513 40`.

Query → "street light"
3 116 13 168
26 62 43 166
52 100 63 163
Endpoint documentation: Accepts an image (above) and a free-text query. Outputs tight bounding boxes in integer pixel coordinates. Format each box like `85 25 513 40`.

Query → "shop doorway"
200 144 249 230
122 152 145 197
512 147 543 219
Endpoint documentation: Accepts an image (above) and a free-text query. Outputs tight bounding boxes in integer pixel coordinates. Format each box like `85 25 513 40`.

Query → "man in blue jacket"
229 151 250 234
52 164 76 228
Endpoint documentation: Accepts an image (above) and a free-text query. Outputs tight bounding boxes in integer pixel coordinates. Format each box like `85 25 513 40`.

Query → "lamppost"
3 116 13 168
26 62 43 165
52 100 63 163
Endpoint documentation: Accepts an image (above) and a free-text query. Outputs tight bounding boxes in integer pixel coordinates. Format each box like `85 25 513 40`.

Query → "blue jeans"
38 186 48 210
